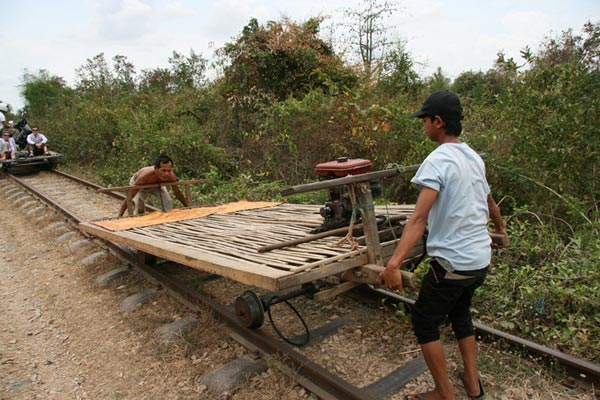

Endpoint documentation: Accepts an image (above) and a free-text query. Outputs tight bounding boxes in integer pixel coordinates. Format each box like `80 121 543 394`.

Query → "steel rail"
52 169 109 191
9 173 83 227
53 169 159 212
368 286 600 387
7 171 371 400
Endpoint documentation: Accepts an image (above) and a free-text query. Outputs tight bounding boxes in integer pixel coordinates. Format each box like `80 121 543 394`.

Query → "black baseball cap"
409 90 464 121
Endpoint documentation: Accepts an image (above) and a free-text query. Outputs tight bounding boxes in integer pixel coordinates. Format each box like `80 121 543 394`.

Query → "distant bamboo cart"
1 151 63 174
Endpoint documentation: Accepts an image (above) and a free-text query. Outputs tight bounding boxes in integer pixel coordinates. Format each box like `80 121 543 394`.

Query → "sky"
1 0 598 112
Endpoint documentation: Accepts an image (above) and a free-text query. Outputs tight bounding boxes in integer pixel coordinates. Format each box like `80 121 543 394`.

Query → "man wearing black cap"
377 90 508 400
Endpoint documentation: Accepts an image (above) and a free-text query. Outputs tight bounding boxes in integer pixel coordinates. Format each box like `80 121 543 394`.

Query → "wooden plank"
277 253 371 289
92 201 280 231
141 224 326 267
286 248 364 272
276 240 425 289
313 282 361 301
257 214 407 253
354 182 383 266
144 215 344 255
79 222 289 290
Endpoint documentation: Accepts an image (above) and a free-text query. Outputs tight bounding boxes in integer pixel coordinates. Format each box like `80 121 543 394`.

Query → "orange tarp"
91 200 280 231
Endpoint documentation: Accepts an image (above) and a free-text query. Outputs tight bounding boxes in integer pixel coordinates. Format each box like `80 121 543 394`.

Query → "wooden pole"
281 156 485 197
281 165 420 196
126 189 133 217
342 264 418 288
184 184 192 207
97 179 210 193
353 182 384 266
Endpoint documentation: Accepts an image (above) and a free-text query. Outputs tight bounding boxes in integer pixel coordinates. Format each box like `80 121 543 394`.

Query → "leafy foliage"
479 23 600 225
376 41 423 97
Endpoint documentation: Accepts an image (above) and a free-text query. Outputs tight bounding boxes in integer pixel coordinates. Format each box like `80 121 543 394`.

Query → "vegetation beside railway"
15 11 600 365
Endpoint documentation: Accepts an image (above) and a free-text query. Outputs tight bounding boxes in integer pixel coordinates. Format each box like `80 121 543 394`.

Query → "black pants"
411 259 488 344
30 144 46 156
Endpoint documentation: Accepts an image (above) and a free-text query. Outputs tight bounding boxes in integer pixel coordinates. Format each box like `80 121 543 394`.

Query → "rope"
382 179 399 243
331 185 360 251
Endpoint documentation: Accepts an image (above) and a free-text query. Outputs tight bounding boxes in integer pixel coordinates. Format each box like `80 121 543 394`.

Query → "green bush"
477 210 600 362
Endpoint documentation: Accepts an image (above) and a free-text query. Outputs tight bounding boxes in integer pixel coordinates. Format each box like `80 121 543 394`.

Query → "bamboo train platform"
79 201 419 292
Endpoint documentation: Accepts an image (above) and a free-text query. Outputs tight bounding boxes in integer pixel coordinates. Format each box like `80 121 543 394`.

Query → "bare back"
132 165 178 185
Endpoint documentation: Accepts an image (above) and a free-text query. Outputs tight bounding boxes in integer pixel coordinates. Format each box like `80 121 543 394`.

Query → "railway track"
2 169 599 399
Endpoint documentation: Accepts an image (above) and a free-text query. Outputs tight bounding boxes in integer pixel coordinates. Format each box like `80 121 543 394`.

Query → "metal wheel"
234 290 264 328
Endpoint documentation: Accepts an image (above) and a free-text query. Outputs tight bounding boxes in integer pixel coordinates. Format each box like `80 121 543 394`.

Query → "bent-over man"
118 155 189 218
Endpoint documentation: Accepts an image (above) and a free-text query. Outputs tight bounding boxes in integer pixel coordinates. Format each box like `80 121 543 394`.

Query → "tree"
168 50 207 91
75 53 114 92
20 69 72 117
485 22 600 222
530 21 600 72
112 55 136 93
138 50 207 95
451 70 486 100
138 68 173 94
339 0 400 84
376 40 422 96
426 67 451 91
217 17 357 101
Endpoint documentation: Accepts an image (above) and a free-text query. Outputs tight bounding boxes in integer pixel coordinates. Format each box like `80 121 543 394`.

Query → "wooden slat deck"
79 203 415 291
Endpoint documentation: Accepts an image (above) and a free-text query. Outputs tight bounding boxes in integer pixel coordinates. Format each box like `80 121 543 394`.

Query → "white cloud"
95 0 156 41
162 0 189 17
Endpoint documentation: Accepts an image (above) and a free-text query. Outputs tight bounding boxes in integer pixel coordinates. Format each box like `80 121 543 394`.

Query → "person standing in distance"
377 90 508 400
0 103 19 139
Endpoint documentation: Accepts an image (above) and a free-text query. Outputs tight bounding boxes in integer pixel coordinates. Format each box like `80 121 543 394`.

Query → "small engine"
314 157 379 232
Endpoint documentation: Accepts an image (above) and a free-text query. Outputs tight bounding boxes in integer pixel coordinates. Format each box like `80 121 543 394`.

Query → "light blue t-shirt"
411 143 491 271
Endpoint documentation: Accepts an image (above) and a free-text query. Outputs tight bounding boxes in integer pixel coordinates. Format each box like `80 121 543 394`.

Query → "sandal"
458 372 485 400
468 378 485 400
404 394 426 400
